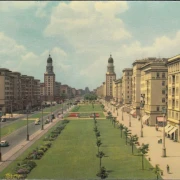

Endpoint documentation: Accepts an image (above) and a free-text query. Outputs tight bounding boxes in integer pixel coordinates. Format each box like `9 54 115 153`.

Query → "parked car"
0 140 9 147
35 119 40 125
1 118 6 122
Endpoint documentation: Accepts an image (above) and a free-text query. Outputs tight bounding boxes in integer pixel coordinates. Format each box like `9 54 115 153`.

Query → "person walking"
167 164 170 173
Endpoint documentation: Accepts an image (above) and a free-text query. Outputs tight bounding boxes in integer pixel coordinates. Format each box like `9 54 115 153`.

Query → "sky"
1 1 180 91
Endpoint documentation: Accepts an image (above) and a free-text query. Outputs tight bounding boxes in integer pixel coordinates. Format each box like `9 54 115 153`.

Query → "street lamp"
0 110 2 161
140 94 145 137
129 113 131 127
162 107 167 157
26 104 29 141
41 101 44 130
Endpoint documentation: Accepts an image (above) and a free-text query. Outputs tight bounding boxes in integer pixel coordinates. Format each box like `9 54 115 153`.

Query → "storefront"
156 116 166 127
130 109 137 118
142 114 150 125
165 123 179 142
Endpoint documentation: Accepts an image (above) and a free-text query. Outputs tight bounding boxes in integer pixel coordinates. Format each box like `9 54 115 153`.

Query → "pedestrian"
167 164 170 173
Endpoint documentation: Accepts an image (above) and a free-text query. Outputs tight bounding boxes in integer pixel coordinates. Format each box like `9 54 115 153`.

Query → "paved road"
1 104 70 156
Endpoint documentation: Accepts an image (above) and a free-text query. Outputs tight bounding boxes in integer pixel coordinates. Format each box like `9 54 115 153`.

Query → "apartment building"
140 59 168 126
122 68 133 105
132 59 151 116
0 68 41 114
105 55 116 101
167 54 180 141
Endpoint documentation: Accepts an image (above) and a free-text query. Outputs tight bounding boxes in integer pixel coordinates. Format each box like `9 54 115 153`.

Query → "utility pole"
26 105 29 141
162 107 167 157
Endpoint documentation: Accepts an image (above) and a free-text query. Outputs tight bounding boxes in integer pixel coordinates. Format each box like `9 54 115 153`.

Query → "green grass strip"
1 120 34 138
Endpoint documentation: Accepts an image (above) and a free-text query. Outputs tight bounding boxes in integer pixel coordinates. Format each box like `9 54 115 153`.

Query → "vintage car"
35 119 40 125
1 118 6 122
0 140 9 147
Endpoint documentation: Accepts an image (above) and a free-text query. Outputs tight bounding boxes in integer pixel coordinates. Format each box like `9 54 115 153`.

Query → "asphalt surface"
1 104 69 155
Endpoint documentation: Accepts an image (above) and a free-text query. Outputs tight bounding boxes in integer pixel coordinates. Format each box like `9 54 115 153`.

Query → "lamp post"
41 101 44 130
162 107 167 157
129 113 131 127
26 104 29 141
0 111 2 161
140 94 145 138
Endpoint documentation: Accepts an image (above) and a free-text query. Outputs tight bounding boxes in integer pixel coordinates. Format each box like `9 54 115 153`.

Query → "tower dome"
108 54 113 63
47 54 52 63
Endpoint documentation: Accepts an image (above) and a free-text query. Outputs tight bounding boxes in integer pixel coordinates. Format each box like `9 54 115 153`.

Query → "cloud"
44 1 131 48
0 1 48 18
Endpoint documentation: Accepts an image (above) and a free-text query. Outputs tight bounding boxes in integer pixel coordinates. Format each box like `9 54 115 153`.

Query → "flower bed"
68 113 79 117
4 120 70 179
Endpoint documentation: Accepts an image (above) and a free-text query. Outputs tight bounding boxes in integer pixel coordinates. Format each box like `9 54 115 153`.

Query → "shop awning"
157 117 166 122
165 124 171 131
142 115 150 122
168 127 178 135
165 125 174 133
130 110 136 115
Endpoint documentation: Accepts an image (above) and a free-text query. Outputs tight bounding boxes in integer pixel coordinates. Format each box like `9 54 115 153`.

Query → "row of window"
168 111 179 120
168 62 180 73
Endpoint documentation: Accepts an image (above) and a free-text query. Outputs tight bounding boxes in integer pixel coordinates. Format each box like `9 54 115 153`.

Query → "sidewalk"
0 107 72 172
104 104 180 180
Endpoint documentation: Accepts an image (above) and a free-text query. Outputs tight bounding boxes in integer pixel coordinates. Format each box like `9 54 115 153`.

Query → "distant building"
85 87 90 94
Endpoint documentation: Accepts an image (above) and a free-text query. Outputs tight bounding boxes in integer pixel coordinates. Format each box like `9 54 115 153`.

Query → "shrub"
4 173 24 180
44 142 52 148
37 150 44 156
40 145 48 152
17 168 30 174
27 160 37 169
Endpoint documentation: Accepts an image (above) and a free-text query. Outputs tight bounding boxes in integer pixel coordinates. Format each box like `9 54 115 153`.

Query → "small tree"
124 127 131 145
96 131 101 139
96 139 102 153
94 126 98 132
154 164 161 180
138 143 149 170
129 134 138 154
119 123 124 138
96 166 108 179
96 151 105 169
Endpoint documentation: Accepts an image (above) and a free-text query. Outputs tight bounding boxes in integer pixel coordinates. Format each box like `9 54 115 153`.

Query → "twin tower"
106 55 116 100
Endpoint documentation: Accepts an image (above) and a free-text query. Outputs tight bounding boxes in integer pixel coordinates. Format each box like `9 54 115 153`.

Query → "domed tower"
106 54 116 100
44 54 55 101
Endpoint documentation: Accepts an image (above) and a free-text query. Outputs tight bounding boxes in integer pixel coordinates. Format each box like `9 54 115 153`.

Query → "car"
0 140 9 147
1 118 6 122
35 119 40 125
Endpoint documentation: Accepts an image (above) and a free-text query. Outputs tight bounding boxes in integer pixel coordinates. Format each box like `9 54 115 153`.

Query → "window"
157 72 160 78
176 75 179 83
162 81 165 86
157 106 160 111
162 90 165 94
162 98 165 103
162 73 165 78
176 113 178 119
176 100 179 108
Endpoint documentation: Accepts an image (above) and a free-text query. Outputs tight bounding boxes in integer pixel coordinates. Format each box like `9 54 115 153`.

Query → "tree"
129 134 138 154
96 139 102 153
96 151 105 169
94 126 98 132
138 143 149 170
96 166 108 179
123 127 131 145
154 164 161 180
96 131 101 139
119 123 124 138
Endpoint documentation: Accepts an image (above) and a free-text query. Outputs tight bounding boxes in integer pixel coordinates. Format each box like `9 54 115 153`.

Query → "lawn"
30 112 49 119
27 120 98 179
1 120 34 137
18 119 156 179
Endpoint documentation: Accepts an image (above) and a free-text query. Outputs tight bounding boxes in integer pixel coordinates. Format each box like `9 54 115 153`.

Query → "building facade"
140 59 168 126
105 55 116 101
167 55 180 141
